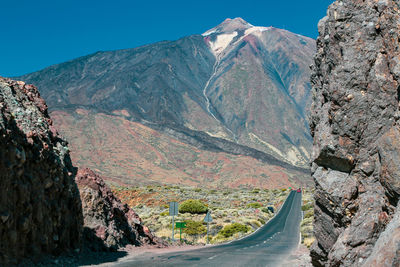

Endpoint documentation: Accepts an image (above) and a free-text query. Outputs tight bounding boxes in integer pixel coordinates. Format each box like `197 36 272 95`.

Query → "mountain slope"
202 18 314 165
17 18 314 187
51 108 310 188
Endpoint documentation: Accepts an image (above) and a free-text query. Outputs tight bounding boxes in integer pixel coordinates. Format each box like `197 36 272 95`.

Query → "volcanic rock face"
0 77 82 264
76 168 163 251
310 0 400 266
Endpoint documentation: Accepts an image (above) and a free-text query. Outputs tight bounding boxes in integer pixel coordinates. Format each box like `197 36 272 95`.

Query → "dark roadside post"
204 211 213 244
169 202 179 241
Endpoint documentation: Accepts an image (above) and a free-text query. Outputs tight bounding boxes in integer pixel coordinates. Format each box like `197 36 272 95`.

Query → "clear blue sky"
1 0 334 77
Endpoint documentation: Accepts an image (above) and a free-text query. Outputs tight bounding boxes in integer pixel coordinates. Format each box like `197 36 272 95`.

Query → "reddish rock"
75 168 166 251
0 77 83 265
362 205 400 267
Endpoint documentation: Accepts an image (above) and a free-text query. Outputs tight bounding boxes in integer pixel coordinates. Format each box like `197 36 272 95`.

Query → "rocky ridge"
310 0 400 266
0 77 82 264
76 168 164 251
0 77 164 264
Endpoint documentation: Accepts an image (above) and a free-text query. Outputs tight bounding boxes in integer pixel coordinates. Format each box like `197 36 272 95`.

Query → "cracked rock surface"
76 168 165 251
0 77 165 265
310 0 400 266
0 77 83 265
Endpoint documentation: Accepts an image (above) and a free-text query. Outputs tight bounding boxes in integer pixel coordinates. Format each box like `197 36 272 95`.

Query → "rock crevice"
310 1 400 266
76 168 164 251
0 77 165 265
0 77 83 264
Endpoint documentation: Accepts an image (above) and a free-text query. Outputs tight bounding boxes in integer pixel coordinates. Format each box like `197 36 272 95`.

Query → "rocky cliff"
76 168 164 251
310 0 400 266
0 77 83 264
0 77 164 264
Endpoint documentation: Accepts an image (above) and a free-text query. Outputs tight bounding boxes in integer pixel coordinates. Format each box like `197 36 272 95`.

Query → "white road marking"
208 255 218 260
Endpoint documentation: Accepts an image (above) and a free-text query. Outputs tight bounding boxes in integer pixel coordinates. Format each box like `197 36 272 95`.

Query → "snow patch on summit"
203 29 217 36
245 26 271 37
209 32 238 56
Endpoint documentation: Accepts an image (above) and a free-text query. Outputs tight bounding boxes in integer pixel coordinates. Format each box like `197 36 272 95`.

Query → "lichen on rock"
310 0 400 266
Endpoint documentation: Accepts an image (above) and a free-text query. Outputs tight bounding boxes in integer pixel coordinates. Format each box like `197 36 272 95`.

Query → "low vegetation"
184 220 206 236
179 199 208 214
217 223 250 238
300 188 315 248
112 185 314 245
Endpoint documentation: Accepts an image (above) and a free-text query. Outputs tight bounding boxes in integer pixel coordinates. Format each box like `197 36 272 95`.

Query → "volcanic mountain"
17 18 315 188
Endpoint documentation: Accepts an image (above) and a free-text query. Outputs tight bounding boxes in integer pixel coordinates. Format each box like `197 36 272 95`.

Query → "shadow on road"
77 250 128 266
77 228 128 266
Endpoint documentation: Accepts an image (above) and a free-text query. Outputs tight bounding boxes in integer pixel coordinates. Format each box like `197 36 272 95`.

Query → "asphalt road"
116 190 302 267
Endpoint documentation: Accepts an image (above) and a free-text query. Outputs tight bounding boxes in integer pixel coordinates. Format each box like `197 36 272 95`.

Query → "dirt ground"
281 244 312 267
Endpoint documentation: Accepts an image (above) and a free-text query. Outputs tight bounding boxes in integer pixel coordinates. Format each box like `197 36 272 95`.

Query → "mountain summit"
16 20 315 187
203 17 255 36
202 18 273 57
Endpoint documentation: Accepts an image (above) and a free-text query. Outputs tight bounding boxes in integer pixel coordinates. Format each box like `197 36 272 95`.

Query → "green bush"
247 202 262 209
184 220 206 236
261 207 269 213
194 188 201 192
252 188 260 194
301 203 313 211
304 209 314 219
218 223 250 238
179 199 208 214
160 211 169 216
251 220 261 227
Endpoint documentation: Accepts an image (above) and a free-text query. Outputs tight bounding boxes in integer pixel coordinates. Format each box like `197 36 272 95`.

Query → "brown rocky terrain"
51 109 311 189
0 77 82 264
76 168 164 251
310 0 400 266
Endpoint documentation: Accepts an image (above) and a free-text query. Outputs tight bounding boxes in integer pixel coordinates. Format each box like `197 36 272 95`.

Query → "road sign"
175 222 186 242
267 206 274 213
175 222 187 228
169 202 179 216
204 211 212 244
169 202 179 241
204 211 212 223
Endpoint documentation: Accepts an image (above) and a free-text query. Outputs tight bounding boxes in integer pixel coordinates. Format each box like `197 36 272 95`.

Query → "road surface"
116 190 302 267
